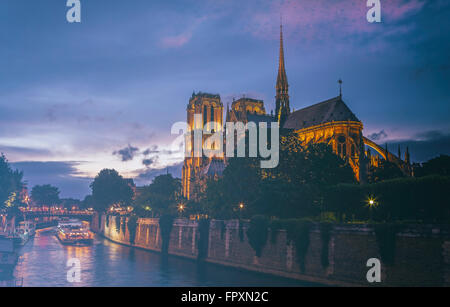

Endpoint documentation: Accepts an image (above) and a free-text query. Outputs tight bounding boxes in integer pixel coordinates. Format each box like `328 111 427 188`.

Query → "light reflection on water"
2 228 310 287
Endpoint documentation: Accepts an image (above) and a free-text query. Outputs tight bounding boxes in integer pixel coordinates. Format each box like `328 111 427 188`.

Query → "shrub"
159 215 174 254
115 215 120 233
319 222 333 268
247 215 270 257
198 218 210 260
374 223 399 265
127 215 139 245
284 219 313 273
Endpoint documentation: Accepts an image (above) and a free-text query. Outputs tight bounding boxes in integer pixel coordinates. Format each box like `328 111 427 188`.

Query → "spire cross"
338 79 343 97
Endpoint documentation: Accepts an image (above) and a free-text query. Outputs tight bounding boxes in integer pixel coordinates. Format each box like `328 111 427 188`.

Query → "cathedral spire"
275 17 290 126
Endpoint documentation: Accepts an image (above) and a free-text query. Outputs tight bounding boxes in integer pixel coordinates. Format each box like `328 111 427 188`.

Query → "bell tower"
182 92 223 200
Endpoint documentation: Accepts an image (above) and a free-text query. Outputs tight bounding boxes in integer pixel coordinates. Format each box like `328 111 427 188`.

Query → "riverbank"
92 213 450 287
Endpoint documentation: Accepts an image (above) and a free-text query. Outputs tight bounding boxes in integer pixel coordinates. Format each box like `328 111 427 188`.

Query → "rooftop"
283 96 360 130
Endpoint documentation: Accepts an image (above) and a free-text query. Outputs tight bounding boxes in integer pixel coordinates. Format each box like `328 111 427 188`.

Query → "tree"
82 195 94 209
415 155 450 177
257 134 356 218
368 159 404 183
200 132 356 219
0 153 24 210
133 174 181 216
31 184 61 207
90 169 134 213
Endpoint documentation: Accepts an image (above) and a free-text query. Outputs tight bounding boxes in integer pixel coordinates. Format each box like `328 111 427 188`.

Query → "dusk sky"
1 0 449 198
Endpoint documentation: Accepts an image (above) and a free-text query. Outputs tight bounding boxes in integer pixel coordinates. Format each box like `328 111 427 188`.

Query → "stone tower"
182 92 223 200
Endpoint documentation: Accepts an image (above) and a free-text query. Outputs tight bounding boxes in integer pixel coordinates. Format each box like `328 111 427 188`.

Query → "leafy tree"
132 174 181 216
415 155 450 177
31 184 61 207
82 194 94 209
90 169 134 213
368 159 404 183
200 132 356 219
0 154 24 210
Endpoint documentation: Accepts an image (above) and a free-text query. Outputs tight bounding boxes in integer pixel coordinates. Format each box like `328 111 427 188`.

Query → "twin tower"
181 24 290 199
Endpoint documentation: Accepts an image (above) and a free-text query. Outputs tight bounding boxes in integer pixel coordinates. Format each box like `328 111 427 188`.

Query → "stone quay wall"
91 213 450 286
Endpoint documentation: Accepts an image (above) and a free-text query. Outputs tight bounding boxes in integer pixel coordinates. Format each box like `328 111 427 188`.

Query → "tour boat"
56 219 94 245
14 220 36 246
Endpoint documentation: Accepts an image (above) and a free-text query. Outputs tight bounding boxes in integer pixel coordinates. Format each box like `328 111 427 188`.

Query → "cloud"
244 0 426 46
368 130 388 141
11 161 92 199
142 157 157 168
135 162 183 186
159 16 209 48
386 130 450 162
113 145 140 162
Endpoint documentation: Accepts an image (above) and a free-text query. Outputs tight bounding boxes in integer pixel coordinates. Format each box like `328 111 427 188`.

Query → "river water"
1 227 310 287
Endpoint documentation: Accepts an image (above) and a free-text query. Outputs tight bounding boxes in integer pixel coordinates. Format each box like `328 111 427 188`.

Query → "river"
1 227 311 287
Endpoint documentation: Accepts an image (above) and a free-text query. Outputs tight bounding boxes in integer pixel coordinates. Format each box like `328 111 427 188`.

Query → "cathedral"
182 23 412 200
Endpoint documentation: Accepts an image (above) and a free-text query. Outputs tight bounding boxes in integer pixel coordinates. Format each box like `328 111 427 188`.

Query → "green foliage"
238 220 244 242
197 218 210 260
127 215 139 245
415 155 450 177
272 218 313 272
319 222 333 268
133 174 182 217
200 133 356 220
247 215 269 257
159 214 174 254
115 215 120 232
326 175 450 222
219 221 226 240
374 223 399 265
368 160 404 183
90 169 134 213
31 184 60 207
0 154 24 211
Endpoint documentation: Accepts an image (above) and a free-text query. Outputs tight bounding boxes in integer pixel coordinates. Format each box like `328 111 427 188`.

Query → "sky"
1 0 449 199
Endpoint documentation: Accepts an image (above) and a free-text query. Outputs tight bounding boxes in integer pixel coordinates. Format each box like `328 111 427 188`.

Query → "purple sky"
1 0 449 198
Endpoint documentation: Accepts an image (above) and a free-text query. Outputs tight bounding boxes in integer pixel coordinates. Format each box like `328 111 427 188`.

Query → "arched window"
203 105 208 126
210 106 214 122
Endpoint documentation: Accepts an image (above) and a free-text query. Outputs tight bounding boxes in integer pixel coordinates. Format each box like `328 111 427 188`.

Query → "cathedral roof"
246 113 277 125
283 96 360 130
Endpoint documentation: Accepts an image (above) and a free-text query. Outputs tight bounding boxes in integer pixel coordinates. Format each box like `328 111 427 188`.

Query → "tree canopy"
0 153 24 210
133 174 182 216
90 169 134 212
31 184 61 207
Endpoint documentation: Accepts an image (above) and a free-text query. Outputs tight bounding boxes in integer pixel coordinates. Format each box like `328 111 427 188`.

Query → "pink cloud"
159 16 209 49
160 32 193 48
245 0 426 42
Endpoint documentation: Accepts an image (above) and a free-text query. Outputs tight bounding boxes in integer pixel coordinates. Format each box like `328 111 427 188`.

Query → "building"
181 22 411 200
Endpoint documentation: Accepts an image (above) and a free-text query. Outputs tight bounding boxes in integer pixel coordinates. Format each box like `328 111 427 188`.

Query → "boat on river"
56 219 94 245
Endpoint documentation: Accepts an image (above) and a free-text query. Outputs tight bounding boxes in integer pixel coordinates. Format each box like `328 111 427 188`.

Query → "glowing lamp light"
366 197 378 208
239 202 245 210
178 204 185 212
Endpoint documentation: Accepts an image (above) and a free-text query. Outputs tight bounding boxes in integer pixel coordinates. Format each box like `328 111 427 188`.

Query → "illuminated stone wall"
94 213 450 286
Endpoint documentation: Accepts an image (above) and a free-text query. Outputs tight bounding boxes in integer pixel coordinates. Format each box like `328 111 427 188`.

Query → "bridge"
21 210 94 221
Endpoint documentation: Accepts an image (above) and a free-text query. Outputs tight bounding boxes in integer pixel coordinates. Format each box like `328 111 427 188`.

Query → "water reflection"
1 228 310 287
